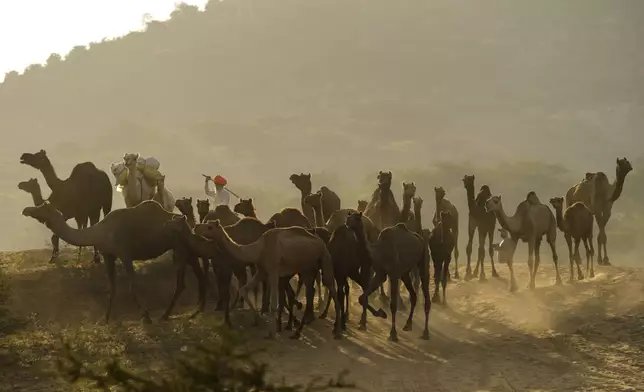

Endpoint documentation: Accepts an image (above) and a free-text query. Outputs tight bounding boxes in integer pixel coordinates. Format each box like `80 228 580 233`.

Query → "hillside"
1 248 643 391
1 0 643 251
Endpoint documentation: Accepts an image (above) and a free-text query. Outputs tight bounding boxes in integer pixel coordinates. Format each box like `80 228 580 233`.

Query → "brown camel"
289 173 342 225
196 199 210 222
399 182 417 223
203 205 240 226
22 200 206 323
20 149 113 264
432 187 460 278
565 158 632 266
346 211 431 341
485 193 562 291
549 197 595 281
363 171 401 230
357 200 368 213
18 178 45 206
428 211 456 305
462 175 498 281
194 219 342 340
175 197 197 228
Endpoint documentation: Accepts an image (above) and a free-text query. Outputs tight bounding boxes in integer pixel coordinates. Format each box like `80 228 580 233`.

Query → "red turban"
214 175 227 185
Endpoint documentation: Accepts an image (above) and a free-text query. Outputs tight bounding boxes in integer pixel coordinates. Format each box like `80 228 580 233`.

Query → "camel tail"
99 170 113 218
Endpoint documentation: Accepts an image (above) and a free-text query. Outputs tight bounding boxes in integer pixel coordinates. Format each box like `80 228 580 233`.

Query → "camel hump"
395 222 410 231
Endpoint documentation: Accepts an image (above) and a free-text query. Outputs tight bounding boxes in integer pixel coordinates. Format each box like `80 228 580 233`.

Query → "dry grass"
1 248 643 391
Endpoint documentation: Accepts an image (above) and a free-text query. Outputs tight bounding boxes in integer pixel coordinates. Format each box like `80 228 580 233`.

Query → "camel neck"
493 207 522 235
350 224 376 264
184 231 217 258
609 171 628 202
185 212 196 229
29 190 45 206
312 205 325 227
465 185 476 212
553 206 568 233
215 228 264 264
40 164 63 191
400 195 412 222
48 215 101 247
413 205 423 235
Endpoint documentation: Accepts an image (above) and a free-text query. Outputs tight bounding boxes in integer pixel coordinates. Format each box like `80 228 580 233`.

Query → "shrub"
57 326 357 392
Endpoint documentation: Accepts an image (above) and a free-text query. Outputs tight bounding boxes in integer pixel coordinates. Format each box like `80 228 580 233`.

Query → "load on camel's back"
109 153 176 212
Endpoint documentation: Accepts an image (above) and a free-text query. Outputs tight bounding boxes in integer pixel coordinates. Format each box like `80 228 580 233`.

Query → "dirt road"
1 248 643 391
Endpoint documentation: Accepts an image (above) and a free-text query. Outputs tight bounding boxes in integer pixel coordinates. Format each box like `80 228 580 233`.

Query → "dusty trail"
1 248 643 391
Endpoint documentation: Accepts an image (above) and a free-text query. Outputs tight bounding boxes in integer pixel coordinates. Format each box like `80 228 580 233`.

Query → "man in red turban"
204 174 230 206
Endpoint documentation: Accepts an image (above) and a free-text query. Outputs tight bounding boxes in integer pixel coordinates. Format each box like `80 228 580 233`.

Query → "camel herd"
17 149 633 341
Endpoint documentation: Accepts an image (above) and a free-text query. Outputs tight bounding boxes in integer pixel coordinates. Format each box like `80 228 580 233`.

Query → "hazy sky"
0 0 208 79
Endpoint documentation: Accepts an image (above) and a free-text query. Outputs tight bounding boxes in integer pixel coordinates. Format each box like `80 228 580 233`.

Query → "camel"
21 200 206 323
20 149 112 264
346 211 430 341
18 177 84 261
565 158 632 266
549 197 595 281
203 205 240 226
357 200 368 213
462 175 498 281
432 187 460 279
196 199 210 222
485 193 562 291
118 153 176 212
399 182 417 223
363 171 401 230
289 173 342 225
234 198 257 218
428 211 456 305
193 219 342 340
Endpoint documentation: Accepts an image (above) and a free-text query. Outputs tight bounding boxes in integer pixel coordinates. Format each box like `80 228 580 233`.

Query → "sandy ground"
1 247 643 391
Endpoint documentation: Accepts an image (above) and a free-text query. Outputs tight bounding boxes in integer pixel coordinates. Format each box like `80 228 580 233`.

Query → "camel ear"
39 149 45 153
306 173 311 178
248 197 253 203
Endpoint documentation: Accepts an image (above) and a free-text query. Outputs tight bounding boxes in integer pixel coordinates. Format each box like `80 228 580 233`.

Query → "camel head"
345 211 365 231
194 219 225 240
164 215 191 235
156 175 165 189
402 182 416 198
123 153 140 168
377 171 392 188
434 187 446 202
303 191 323 208
22 201 60 225
413 196 423 210
549 197 564 210
19 149 50 170
584 172 595 182
356 200 368 213
196 199 210 219
233 198 255 216
485 195 503 212
289 173 312 194
616 157 633 177
462 175 475 189
17 178 39 193
175 197 193 216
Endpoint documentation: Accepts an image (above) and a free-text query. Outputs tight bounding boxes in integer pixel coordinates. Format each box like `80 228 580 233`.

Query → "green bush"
57 326 357 392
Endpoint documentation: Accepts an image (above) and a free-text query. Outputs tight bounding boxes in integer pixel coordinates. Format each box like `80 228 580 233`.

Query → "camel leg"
442 256 451 306
548 237 562 285
573 238 584 281
534 238 543 287
583 236 595 278
49 233 60 264
431 256 442 304
260 276 271 314
477 229 487 282
564 234 574 283
507 259 518 293
265 272 280 339
465 220 476 280
240 267 265 328
201 258 217 305
453 229 460 280
121 259 152 323
88 213 101 264
527 240 536 290
161 261 187 322
284 277 300 330
292 274 316 339
388 277 400 342
597 217 610 266
379 281 389 302
344 280 350 324
401 273 417 332
277 278 287 333
334 276 348 330
318 275 334 320
103 253 117 324
487 228 499 277
419 256 431 340
358 270 387 320
295 275 304 298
